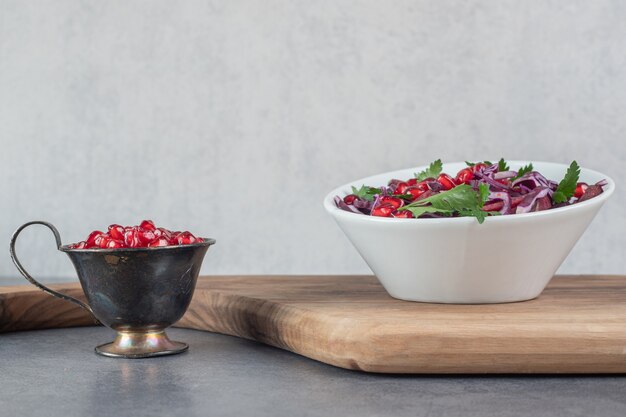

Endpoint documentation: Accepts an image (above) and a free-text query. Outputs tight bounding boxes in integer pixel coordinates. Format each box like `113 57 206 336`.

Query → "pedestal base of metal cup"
95 330 188 359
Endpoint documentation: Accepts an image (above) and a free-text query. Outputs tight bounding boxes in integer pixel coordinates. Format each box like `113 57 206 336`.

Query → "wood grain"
2 275 626 373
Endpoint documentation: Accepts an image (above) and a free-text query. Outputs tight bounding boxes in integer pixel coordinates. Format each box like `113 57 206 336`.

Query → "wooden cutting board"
2 275 626 373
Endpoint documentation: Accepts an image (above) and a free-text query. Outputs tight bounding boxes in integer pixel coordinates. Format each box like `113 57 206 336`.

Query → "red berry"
148 237 170 247
379 196 403 209
176 231 198 245
437 173 457 190
392 210 414 218
108 224 125 241
406 178 418 186
343 194 357 205
574 182 588 199
371 203 394 217
394 182 410 194
455 168 473 185
140 220 156 231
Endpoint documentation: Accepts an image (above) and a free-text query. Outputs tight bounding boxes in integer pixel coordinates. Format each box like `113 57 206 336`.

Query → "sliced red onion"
353 198 373 211
494 171 517 180
369 194 382 216
334 196 362 214
474 171 510 190
515 187 550 214
595 179 608 187
487 191 512 214
427 181 444 192
512 172 551 190
578 184 603 202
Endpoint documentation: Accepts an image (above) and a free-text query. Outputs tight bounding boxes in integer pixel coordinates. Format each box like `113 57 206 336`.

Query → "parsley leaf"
414 159 443 181
351 185 383 202
400 206 454 218
498 158 509 171
478 183 490 204
552 161 580 203
512 163 534 181
466 160 494 167
399 184 490 223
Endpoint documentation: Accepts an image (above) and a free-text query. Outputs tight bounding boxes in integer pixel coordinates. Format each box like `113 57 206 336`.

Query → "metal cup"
10 221 216 359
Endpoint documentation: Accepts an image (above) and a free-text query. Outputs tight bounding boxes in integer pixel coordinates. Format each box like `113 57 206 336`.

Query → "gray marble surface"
1 327 625 417
1 1 625 284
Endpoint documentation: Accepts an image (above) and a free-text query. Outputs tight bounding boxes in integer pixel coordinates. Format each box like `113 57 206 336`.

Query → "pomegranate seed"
574 182 588 199
105 239 124 249
148 237 170 247
72 221 202 249
455 168 473 185
394 182 410 194
393 210 414 218
496 178 510 186
437 173 457 190
140 220 156 231
371 203 395 217
97 235 111 248
124 227 142 247
86 231 103 247
379 196 403 209
108 224 125 240
137 229 157 245
156 227 173 240
405 186 425 201
406 178 418 186
176 231 198 245
472 163 487 172
343 194 357 205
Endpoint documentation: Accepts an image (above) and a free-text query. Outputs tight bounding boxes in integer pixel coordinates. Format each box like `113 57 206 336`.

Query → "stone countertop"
1 327 625 417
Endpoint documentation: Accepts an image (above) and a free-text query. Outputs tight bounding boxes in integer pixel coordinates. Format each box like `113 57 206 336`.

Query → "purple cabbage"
334 161 608 219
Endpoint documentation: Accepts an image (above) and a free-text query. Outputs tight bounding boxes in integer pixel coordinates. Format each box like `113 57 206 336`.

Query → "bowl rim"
59 237 216 252
323 160 615 224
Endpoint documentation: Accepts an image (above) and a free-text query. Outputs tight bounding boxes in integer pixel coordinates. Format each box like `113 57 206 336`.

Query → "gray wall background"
1 1 624 285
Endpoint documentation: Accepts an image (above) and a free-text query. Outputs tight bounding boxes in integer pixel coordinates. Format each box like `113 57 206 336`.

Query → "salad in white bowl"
334 159 607 222
324 160 614 304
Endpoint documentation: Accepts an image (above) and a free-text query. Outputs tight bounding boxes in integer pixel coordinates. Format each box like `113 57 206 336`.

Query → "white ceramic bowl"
324 161 615 303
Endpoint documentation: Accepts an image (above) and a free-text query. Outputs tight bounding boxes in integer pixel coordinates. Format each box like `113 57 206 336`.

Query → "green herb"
552 161 580 204
351 185 383 202
512 163 534 181
478 183 490 204
414 159 443 181
465 160 494 167
498 158 509 172
399 184 490 223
